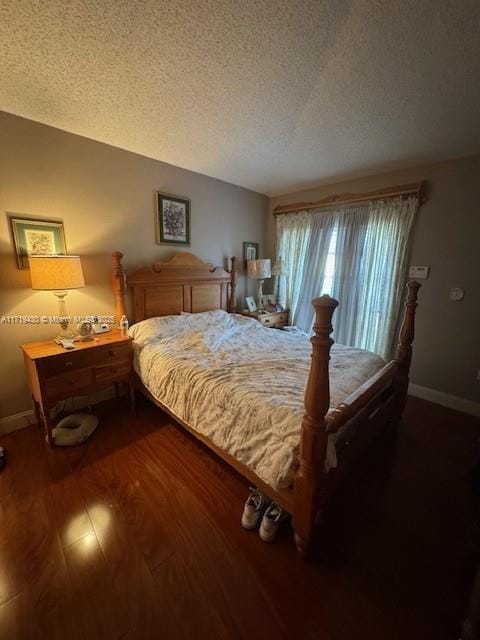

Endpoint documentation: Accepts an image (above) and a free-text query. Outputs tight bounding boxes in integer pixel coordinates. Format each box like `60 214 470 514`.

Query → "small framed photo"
245 296 257 312
155 192 190 246
8 214 67 269
243 242 259 266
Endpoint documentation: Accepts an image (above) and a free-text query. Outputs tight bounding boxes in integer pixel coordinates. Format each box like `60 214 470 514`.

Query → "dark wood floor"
0 395 479 640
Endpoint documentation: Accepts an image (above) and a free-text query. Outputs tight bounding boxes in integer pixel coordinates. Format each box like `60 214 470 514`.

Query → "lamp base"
55 327 76 343
53 290 75 343
256 279 265 309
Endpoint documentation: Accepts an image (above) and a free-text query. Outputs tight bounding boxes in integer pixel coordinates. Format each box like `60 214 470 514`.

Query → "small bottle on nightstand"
120 315 129 336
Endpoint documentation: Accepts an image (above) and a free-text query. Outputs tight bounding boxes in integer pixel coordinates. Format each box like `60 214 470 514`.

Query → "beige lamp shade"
247 258 271 280
29 255 85 290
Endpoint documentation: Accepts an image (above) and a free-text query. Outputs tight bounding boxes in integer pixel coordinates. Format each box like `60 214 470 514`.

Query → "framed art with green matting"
8 215 67 269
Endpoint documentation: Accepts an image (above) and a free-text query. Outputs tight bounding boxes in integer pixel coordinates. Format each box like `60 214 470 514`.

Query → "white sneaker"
259 502 288 542
241 488 270 530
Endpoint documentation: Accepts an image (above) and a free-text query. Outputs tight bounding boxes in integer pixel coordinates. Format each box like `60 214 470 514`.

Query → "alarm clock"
77 320 95 341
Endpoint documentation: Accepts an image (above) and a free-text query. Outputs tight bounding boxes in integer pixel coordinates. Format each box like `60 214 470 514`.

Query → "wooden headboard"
112 251 237 323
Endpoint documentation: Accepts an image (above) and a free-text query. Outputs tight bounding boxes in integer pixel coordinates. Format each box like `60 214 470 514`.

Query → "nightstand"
20 329 134 446
241 309 289 328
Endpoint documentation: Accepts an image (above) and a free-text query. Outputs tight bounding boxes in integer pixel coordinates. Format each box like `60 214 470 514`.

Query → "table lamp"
247 259 271 309
29 255 85 342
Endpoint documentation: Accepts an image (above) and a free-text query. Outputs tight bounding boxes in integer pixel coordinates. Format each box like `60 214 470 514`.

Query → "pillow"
128 314 187 347
184 309 231 328
129 310 232 347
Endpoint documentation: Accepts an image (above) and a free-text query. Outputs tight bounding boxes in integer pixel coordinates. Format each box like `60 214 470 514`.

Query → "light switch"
409 266 429 279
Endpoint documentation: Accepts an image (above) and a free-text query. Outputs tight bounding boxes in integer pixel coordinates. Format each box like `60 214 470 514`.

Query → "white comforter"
131 310 385 489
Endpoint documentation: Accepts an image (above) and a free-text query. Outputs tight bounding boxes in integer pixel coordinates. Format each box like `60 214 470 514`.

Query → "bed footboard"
293 281 421 557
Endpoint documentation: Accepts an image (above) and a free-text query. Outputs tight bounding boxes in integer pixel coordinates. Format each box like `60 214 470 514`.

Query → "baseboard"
0 409 35 435
0 387 116 436
409 383 480 417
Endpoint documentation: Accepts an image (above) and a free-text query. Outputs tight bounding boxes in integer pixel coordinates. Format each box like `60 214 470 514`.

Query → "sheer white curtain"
276 212 311 315
293 211 336 330
276 195 418 358
329 206 369 342
333 196 417 358
276 210 336 328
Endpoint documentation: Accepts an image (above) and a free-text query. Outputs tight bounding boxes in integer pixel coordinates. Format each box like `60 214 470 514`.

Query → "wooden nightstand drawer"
259 315 274 326
275 311 289 326
40 342 132 377
94 361 132 384
45 369 93 399
258 311 288 328
97 343 132 362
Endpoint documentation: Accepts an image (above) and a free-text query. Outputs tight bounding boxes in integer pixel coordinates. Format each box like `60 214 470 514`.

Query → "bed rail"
326 361 397 434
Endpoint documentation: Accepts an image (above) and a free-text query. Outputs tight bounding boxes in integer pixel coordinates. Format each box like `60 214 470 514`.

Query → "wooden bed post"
396 280 421 374
229 256 237 313
293 295 338 557
112 251 127 324
394 280 421 412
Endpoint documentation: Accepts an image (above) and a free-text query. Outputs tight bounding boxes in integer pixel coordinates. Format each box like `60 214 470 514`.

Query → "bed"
112 251 421 556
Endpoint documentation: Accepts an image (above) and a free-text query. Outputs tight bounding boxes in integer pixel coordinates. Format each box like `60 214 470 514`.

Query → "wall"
269 156 480 405
0 112 268 419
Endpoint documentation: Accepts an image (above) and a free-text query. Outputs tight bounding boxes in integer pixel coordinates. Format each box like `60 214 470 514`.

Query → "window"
320 224 337 296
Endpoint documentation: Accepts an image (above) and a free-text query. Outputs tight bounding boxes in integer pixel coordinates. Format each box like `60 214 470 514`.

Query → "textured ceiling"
1 0 480 196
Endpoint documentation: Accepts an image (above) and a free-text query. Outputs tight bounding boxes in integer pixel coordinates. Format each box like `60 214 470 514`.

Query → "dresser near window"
20 329 134 445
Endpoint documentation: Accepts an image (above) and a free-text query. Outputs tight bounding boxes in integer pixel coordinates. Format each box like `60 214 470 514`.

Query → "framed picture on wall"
8 214 67 269
243 241 259 266
155 192 191 246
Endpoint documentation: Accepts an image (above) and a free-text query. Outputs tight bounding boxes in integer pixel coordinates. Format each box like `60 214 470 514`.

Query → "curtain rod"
273 181 426 215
